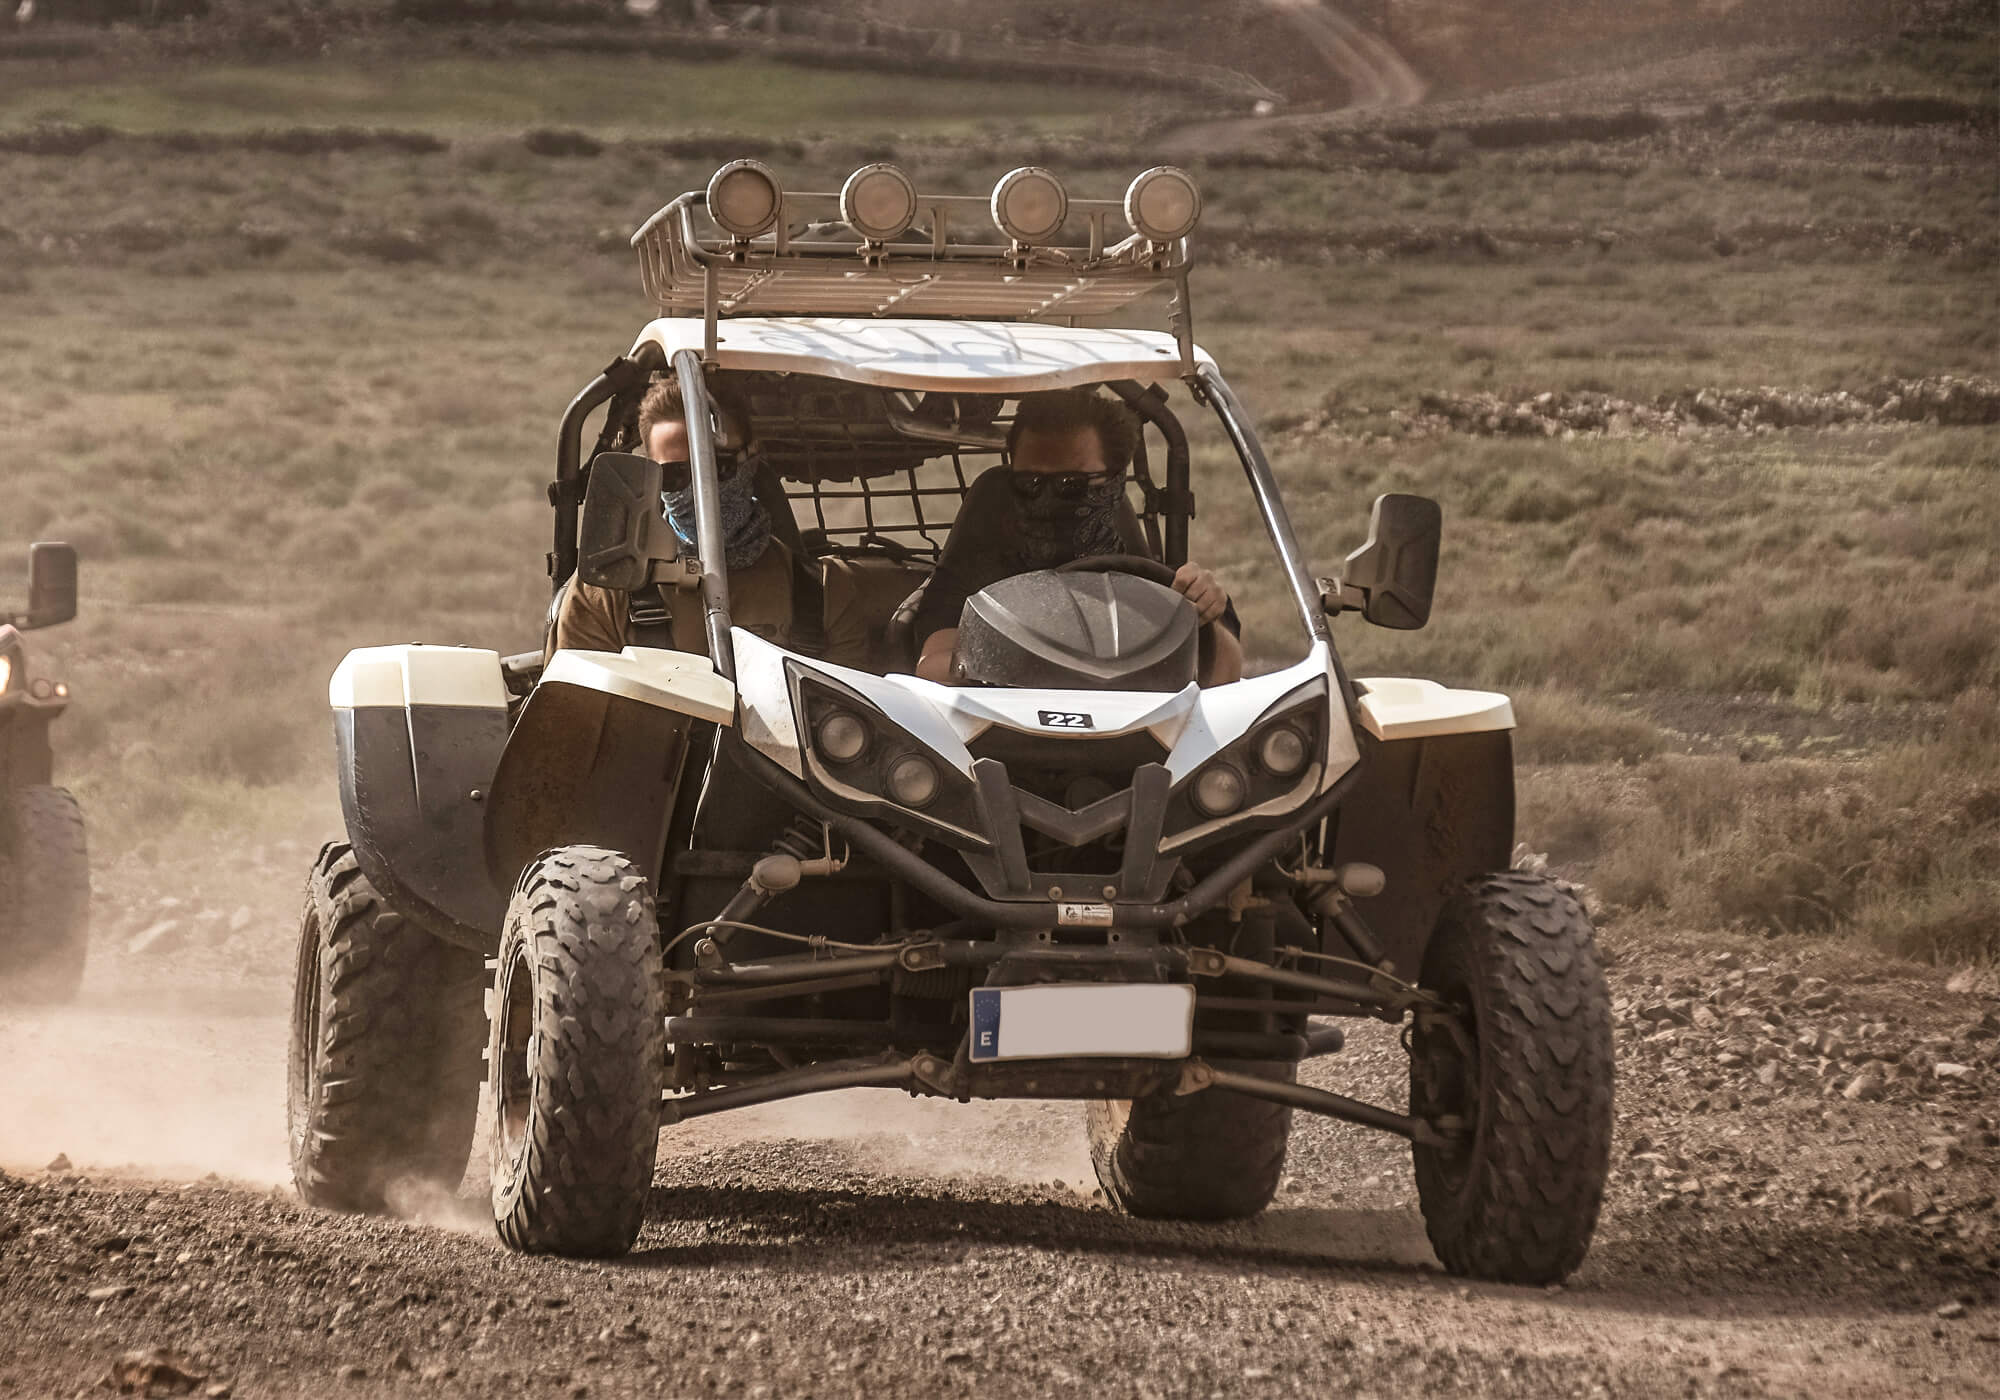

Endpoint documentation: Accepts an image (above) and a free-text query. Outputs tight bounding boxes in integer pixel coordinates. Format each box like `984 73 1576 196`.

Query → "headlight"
840 163 918 243
707 159 784 240
814 710 871 764
1191 762 1247 818
886 753 940 809
990 166 1068 245
1124 166 1202 244
0 653 11 694
1257 723 1309 778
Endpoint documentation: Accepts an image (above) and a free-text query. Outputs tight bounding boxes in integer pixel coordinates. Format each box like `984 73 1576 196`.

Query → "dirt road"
3 932 1996 1399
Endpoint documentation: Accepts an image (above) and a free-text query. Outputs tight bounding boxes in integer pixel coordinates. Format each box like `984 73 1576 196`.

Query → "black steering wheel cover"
1054 553 1180 588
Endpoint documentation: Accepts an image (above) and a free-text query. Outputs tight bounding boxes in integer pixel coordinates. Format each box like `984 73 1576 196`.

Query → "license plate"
968 984 1195 1063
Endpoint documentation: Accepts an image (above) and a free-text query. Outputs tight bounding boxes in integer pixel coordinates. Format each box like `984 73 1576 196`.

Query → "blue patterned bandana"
663 453 773 571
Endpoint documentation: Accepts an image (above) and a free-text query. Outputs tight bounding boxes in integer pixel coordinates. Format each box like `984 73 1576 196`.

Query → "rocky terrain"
1 917 1995 1399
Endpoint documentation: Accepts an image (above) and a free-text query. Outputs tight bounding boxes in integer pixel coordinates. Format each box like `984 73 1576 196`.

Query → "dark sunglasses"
1009 469 1122 502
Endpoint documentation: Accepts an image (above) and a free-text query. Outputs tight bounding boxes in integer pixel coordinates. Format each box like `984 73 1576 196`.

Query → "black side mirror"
576 453 677 592
1321 494 1441 630
23 541 77 630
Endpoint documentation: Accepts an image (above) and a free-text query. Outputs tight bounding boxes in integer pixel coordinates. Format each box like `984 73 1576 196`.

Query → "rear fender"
482 647 734 895
330 645 511 952
1330 679 1517 978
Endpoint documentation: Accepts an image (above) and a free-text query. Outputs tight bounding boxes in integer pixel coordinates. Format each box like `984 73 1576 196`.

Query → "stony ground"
1 918 1995 1400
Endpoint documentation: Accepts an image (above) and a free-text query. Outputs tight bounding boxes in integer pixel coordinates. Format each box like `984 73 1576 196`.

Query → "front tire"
287 842 487 1212
1411 872 1614 1284
1086 1059 1293 1220
487 846 665 1258
0 785 90 1002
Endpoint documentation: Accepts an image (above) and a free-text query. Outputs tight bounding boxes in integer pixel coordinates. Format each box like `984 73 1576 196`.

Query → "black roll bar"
670 348 737 680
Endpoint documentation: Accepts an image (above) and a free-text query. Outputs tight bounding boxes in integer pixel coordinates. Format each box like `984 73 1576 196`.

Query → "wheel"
1086 1058 1293 1220
287 842 487 1213
487 846 664 1258
0 785 90 1001
1410 872 1614 1284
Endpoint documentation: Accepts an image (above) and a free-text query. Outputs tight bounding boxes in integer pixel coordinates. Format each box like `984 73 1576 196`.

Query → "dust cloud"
0 998 291 1185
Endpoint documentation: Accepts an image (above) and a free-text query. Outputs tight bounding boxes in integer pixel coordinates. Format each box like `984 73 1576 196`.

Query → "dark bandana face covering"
1007 468 1128 572
662 452 773 571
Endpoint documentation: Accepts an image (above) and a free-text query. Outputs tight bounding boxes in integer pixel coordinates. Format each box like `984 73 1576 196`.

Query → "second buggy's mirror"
577 453 677 592
24 541 77 630
1325 493 1441 631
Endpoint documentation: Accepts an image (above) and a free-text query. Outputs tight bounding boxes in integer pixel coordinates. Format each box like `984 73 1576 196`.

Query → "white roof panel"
630 317 1212 394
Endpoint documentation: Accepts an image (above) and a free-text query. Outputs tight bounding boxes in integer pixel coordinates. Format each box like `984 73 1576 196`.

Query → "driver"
913 388 1243 686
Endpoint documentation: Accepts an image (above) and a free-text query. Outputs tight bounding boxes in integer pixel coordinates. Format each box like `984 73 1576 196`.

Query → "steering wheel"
1055 554 1181 589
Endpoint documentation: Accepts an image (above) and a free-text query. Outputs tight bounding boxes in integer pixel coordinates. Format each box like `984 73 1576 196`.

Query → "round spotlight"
706 159 783 240
990 166 1068 245
1124 166 1202 244
1257 724 1309 778
840 163 918 243
29 678 54 701
886 753 941 809
1191 762 1247 819
815 710 870 764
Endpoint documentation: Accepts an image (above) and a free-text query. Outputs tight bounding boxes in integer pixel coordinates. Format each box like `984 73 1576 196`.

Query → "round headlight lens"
1124 166 1202 244
706 159 783 239
886 753 940 809
815 710 870 764
1258 724 1309 778
1191 762 1247 819
0 653 12 694
990 166 1068 245
840 163 918 243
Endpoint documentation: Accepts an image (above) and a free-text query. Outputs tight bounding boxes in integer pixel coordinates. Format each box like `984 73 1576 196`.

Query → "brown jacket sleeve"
544 577 630 665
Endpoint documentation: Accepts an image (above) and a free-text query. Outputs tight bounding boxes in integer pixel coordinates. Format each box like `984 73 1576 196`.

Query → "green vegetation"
0 53 1143 139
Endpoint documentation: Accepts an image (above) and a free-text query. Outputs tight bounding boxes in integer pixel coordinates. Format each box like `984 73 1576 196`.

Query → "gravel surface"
2 920 1997 1399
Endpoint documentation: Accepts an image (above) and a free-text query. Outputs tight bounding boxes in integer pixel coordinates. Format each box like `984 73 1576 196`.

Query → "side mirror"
576 453 677 592
1321 494 1441 630
23 541 77 630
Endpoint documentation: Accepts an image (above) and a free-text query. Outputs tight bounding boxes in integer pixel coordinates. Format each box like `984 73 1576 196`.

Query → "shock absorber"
704 819 847 949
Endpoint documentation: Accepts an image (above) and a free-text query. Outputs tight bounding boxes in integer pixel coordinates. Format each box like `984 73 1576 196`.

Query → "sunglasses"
1009 469 1123 502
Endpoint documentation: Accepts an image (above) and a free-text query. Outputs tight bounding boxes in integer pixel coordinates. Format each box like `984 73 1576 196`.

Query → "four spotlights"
702 162 1202 249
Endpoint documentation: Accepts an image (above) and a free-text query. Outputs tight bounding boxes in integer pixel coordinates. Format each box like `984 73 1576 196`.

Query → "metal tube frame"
670 348 736 679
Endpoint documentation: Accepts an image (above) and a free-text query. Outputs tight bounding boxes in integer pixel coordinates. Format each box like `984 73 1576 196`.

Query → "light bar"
990 166 1068 245
707 159 783 240
840 163 918 243
1124 166 1201 244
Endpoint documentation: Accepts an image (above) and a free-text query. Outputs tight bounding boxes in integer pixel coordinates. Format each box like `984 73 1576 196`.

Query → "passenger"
913 388 1244 686
547 376 797 662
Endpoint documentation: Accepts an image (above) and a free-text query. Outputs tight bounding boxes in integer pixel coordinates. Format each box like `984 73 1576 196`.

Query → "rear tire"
1411 872 1613 1284
287 842 487 1213
0 785 90 1002
1086 1059 1293 1220
487 846 664 1258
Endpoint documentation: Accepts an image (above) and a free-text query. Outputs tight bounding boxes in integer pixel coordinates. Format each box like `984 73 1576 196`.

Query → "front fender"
330 645 511 951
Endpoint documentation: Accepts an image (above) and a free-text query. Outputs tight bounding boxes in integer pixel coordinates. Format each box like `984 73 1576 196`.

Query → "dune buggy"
0 541 88 1000
288 162 1613 1280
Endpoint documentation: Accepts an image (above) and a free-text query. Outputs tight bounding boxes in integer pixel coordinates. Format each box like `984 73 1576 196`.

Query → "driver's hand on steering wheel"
1173 561 1229 625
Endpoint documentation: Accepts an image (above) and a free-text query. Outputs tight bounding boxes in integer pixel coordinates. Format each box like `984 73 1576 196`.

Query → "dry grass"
3 28 1995 964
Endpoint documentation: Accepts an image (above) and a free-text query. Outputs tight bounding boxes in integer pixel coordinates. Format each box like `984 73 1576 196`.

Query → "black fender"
330 646 512 952
482 647 733 898
1328 728 1515 980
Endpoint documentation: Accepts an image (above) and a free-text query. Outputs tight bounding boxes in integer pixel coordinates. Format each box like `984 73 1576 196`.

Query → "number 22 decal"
1037 711 1094 729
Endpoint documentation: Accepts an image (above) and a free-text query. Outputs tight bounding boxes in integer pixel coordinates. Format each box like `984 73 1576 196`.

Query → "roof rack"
630 163 1203 375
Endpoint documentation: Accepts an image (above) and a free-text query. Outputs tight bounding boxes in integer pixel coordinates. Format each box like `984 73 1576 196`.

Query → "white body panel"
734 631 1358 795
542 647 737 726
631 316 1214 394
330 645 507 711
1355 677 1514 741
